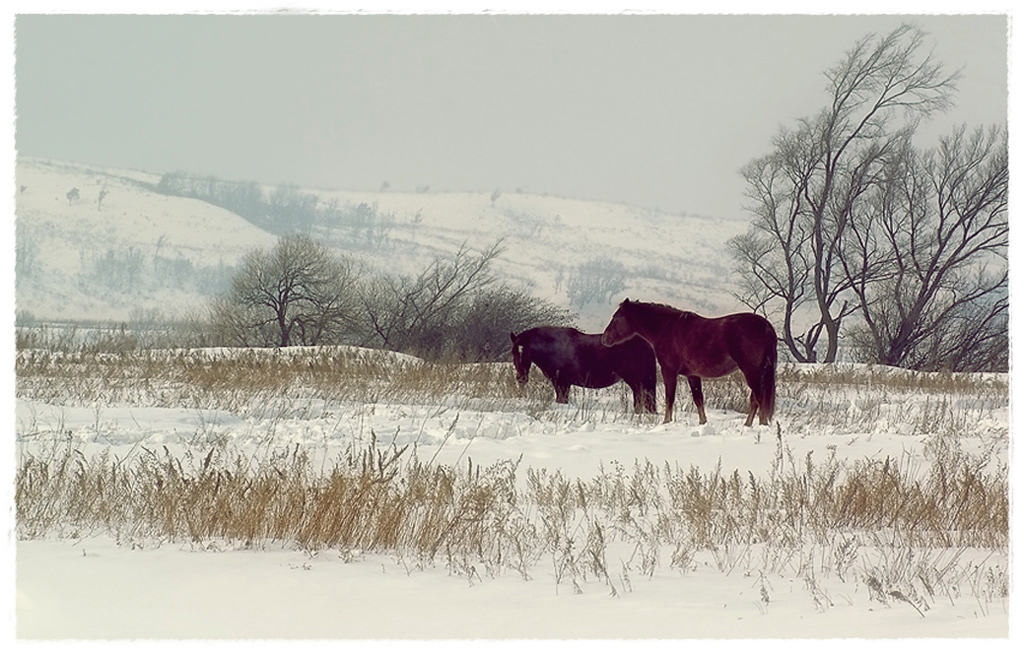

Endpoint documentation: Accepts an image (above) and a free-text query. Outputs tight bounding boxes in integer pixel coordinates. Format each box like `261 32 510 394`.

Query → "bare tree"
357 241 573 361
358 242 502 355
730 24 958 363
213 235 359 347
843 125 1008 371
730 151 817 360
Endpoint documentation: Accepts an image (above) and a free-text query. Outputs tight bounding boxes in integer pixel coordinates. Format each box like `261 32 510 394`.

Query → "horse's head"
510 332 530 385
601 299 637 347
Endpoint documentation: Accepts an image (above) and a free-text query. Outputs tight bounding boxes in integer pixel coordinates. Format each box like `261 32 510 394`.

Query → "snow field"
14 346 1010 639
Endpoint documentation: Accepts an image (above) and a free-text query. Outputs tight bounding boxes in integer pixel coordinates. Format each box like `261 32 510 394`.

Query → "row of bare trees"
156 173 396 249
209 236 572 361
730 25 1007 371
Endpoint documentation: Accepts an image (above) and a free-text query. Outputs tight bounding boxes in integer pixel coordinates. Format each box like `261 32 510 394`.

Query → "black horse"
510 326 657 413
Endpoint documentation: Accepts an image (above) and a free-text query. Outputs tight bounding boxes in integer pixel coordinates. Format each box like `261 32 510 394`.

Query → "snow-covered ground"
15 533 1005 641
13 351 1011 640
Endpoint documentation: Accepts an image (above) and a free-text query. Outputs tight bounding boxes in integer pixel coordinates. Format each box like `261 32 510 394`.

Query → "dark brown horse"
601 299 777 426
510 326 657 414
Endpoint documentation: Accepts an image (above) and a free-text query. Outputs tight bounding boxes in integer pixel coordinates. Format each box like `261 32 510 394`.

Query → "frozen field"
13 346 1010 641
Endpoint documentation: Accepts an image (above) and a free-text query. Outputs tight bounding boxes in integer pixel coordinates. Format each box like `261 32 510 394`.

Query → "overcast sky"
13 10 1008 220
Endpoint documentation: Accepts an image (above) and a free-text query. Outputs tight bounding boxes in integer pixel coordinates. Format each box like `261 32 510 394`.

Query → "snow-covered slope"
14 158 752 329
15 158 278 322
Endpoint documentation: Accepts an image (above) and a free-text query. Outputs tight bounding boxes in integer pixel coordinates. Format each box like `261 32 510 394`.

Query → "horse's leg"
632 367 658 414
687 376 707 425
645 364 659 414
663 371 677 423
740 368 768 427
745 391 758 427
624 379 654 414
554 382 570 404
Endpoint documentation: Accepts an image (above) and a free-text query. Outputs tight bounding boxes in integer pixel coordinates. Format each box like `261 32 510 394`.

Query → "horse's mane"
621 300 686 320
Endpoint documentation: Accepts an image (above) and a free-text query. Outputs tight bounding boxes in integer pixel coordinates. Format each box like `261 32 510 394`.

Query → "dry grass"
16 345 1008 435
16 421 1007 604
15 346 544 412
16 436 521 563
15 343 1009 606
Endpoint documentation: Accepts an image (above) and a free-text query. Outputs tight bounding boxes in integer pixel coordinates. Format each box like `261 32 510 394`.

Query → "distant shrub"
78 244 234 297
567 257 627 308
85 247 146 293
321 200 396 250
15 232 40 281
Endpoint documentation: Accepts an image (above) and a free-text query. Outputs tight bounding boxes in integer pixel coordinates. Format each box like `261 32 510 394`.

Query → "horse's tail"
759 325 778 424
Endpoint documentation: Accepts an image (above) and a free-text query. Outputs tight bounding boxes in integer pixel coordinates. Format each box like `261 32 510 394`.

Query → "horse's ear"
622 298 631 306
510 332 517 344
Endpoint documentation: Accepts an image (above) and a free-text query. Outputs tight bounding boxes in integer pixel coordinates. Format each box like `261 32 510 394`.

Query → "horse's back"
661 311 774 377
722 313 777 356
522 326 584 355
523 326 636 388
521 326 587 373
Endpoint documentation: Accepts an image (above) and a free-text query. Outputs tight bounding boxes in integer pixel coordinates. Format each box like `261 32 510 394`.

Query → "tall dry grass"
16 345 1008 434
16 422 1007 605
15 343 1009 607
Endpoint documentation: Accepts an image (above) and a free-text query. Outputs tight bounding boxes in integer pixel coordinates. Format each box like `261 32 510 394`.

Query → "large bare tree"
843 125 1008 371
213 235 359 347
731 25 959 363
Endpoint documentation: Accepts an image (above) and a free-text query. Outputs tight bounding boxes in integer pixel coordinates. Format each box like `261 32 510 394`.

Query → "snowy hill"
14 157 751 330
